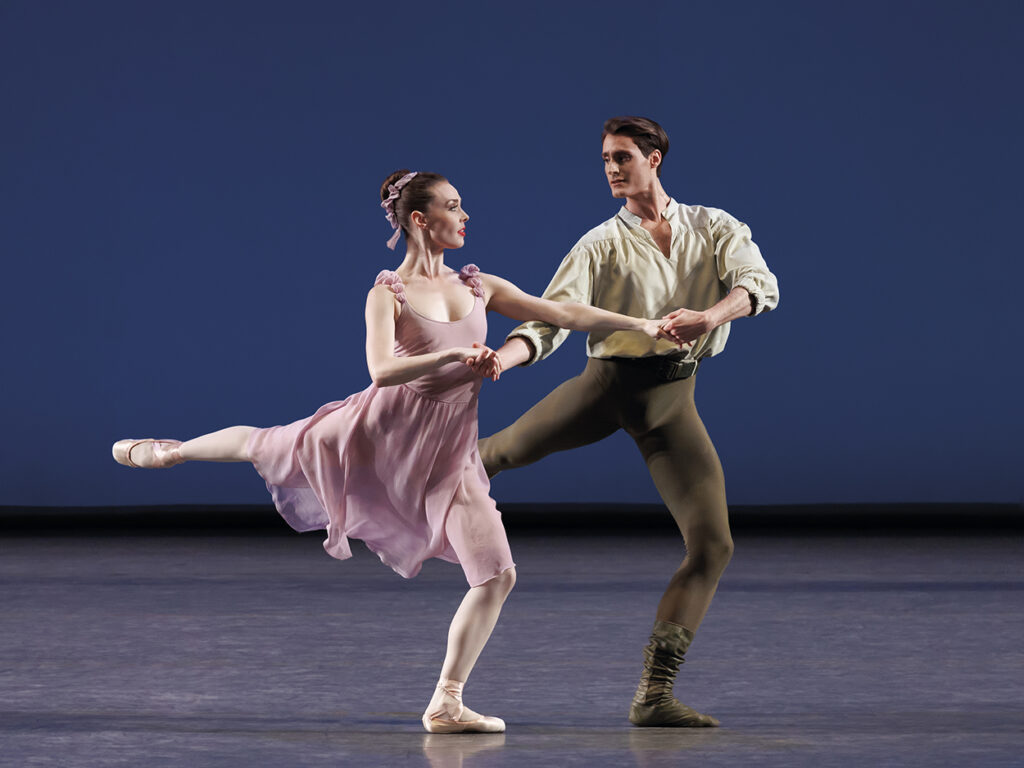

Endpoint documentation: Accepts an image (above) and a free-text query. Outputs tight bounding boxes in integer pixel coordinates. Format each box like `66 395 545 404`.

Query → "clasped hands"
460 343 503 381
639 306 711 351
461 306 711 382
655 306 714 346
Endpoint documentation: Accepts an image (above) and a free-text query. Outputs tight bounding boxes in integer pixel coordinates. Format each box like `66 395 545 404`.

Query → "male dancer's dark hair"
601 116 670 176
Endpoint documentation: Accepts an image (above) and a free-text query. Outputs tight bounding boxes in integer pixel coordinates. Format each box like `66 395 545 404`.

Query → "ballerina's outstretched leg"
112 425 256 468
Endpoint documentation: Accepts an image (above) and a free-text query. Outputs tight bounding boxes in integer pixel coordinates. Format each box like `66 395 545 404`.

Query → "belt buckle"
658 356 697 381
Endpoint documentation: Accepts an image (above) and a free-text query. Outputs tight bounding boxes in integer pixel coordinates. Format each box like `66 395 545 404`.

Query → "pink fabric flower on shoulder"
374 269 407 304
459 264 485 298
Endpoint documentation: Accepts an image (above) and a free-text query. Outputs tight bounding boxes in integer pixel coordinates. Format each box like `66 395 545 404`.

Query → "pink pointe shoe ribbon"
422 678 505 734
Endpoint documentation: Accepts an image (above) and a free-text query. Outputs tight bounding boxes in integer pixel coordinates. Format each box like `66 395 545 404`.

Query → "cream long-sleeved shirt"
509 199 779 365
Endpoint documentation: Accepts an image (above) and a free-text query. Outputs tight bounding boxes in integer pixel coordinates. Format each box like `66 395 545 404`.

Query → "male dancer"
479 116 779 727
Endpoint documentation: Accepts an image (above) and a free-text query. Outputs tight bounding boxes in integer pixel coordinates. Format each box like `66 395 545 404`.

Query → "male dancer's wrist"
497 336 534 369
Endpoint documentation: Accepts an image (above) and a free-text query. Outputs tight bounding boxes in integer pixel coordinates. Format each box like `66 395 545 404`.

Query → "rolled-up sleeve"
712 213 779 316
507 245 595 365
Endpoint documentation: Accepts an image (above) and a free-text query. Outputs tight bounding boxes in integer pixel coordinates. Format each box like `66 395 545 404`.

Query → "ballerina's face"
422 182 469 249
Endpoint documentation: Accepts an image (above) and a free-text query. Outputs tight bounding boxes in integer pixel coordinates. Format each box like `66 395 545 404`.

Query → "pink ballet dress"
246 265 514 587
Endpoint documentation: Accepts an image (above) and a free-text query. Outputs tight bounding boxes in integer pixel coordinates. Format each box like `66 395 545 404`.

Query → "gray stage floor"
1 530 1022 767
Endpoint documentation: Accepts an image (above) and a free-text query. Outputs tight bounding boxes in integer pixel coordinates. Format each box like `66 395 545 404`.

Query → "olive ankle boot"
628 620 719 727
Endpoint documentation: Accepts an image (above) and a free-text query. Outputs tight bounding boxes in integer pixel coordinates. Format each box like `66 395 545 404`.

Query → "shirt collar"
616 198 678 227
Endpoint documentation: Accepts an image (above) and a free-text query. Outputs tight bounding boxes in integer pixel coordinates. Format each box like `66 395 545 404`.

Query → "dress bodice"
374 266 487 404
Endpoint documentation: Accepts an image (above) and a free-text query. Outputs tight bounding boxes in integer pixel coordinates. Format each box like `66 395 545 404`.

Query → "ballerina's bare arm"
365 286 499 387
478 272 677 341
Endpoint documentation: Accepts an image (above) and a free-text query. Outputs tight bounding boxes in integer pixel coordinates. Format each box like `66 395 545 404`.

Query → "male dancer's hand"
661 287 756 344
648 319 693 349
660 307 714 344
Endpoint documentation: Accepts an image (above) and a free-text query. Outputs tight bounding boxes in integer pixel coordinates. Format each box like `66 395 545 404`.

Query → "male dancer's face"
602 133 660 199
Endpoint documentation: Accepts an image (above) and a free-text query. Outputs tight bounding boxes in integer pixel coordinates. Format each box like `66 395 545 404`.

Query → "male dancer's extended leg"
627 374 730 727
479 361 619 477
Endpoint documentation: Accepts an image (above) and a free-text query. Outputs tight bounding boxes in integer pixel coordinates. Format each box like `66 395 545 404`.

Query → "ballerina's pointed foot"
421 713 505 734
421 679 505 734
112 439 185 469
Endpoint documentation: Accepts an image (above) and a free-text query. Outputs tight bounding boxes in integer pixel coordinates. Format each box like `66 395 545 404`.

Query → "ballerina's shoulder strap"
373 270 406 303
457 264 485 298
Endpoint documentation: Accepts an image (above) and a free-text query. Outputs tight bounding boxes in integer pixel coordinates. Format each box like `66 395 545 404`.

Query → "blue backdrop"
2 0 1021 507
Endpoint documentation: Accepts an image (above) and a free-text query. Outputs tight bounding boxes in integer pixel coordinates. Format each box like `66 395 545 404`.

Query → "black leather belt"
609 355 701 381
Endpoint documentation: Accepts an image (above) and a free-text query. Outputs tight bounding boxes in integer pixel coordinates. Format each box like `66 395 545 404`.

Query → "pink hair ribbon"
380 171 419 250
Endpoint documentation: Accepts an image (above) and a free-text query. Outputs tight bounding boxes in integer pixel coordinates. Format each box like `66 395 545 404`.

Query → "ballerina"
113 168 679 732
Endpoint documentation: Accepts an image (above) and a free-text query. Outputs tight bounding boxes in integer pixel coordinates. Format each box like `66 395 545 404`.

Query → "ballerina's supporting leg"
112 426 256 468
423 567 516 734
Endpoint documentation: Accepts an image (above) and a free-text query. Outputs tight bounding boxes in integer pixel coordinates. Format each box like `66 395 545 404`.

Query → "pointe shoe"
421 679 505 734
112 439 185 469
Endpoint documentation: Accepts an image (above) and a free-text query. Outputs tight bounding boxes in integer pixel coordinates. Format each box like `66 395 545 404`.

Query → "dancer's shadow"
421 733 506 768
628 727 724 766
